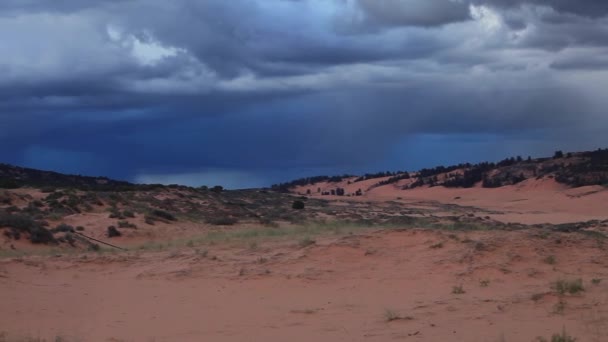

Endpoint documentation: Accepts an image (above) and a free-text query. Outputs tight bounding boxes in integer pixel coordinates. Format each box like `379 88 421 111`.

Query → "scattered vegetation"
107 226 122 238
0 212 55 244
553 300 567 315
544 255 557 265
151 209 176 221
118 220 137 229
271 175 354 193
536 328 577 342
531 293 545 302
452 285 466 294
52 223 74 233
553 279 584 295
292 200 305 210
206 216 238 226
384 309 412 322
298 237 316 248
430 242 444 249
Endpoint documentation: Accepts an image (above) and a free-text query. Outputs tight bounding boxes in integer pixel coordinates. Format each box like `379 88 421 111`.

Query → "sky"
1 0 608 188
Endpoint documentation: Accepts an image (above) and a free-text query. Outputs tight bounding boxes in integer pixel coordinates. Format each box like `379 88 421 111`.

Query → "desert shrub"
292 200 305 210
45 191 64 201
5 206 20 213
29 226 56 244
452 285 466 294
0 178 20 189
107 226 121 238
536 328 577 342
0 212 55 244
298 237 316 248
40 187 56 193
108 207 124 219
64 232 76 246
384 309 401 322
0 192 11 205
206 217 238 226
118 220 137 229
144 215 155 225
75 226 85 231
52 223 74 233
151 209 176 221
211 185 224 193
544 255 556 265
554 279 584 295
122 210 135 218
259 218 279 227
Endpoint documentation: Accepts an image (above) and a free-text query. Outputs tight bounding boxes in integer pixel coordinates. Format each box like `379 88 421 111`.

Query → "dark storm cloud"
0 0 127 13
551 49 608 70
474 0 608 18
355 0 472 28
1 0 608 187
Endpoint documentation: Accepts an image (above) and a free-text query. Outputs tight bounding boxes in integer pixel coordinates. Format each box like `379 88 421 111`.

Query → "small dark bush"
107 226 122 238
76 226 85 231
45 191 64 201
0 192 12 205
118 220 137 229
65 233 76 246
6 206 20 213
298 237 316 248
122 210 135 218
53 223 75 233
0 212 55 244
29 227 55 244
40 187 56 193
292 200 305 210
206 217 238 226
0 178 20 189
109 207 124 219
152 209 176 221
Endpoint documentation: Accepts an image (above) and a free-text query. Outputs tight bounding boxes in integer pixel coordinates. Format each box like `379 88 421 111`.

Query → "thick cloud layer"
1 0 607 188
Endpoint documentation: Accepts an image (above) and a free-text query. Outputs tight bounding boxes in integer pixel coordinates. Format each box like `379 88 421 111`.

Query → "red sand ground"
2 181 608 341
2 228 608 341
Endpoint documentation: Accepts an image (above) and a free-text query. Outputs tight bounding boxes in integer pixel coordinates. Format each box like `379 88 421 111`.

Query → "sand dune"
2 228 607 341
3 176 608 341
301 177 608 225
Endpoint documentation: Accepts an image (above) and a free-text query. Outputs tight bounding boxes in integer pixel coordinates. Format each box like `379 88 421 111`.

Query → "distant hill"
0 163 161 191
273 149 608 195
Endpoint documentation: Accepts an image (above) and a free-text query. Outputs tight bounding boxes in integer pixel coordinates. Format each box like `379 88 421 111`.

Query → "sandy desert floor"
2 227 608 341
2 184 608 341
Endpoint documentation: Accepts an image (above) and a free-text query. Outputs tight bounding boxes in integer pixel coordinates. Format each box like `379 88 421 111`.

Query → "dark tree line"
273 148 608 192
271 174 353 193
374 172 411 187
354 171 406 182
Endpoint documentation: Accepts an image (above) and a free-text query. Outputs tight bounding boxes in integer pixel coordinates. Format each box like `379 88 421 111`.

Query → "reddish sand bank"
2 229 607 341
